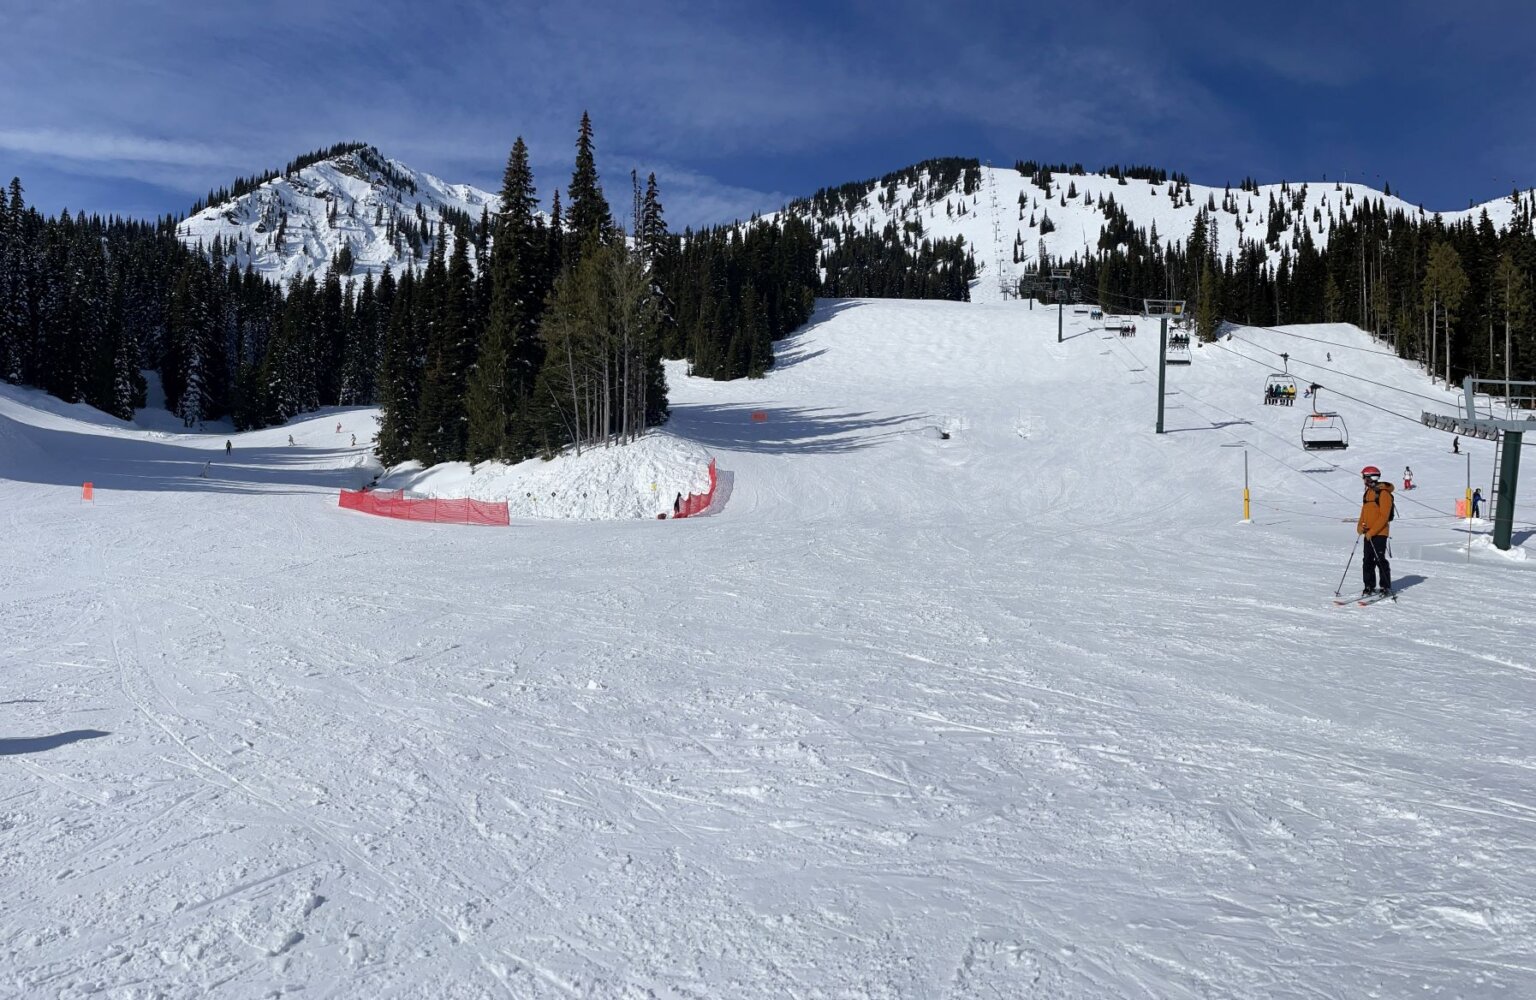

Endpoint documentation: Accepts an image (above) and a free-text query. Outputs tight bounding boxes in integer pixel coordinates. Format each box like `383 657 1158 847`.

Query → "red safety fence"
338 488 510 526
673 459 717 519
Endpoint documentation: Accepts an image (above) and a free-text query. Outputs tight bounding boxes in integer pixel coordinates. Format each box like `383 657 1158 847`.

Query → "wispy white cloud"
0 128 240 167
611 161 791 230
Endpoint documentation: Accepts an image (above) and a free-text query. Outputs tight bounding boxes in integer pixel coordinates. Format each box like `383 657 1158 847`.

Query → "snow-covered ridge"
778 164 1536 303
183 144 1536 304
177 146 496 285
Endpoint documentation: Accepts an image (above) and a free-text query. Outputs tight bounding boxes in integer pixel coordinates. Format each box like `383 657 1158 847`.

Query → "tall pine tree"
564 111 613 268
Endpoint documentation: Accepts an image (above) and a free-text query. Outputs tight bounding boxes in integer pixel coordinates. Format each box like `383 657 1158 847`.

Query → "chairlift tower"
1053 269 1073 343
1421 377 1536 550
1018 266 1041 310
1143 299 1186 433
987 162 1013 299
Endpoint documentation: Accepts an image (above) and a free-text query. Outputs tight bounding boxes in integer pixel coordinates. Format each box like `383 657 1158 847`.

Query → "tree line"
1072 186 1536 388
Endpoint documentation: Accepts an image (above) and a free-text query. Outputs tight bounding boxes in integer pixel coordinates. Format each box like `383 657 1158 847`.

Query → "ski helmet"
1361 465 1381 478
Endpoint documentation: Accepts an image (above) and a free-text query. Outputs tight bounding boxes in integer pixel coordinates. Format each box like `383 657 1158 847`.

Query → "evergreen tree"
1494 250 1531 384
413 229 477 463
166 263 211 426
639 173 668 267
339 273 378 404
565 111 613 266
1424 241 1469 381
375 269 422 464
468 137 547 462
261 276 314 423
0 179 16 384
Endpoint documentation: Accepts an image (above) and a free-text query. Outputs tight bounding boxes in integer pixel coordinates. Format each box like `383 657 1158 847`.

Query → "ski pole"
1334 534 1360 597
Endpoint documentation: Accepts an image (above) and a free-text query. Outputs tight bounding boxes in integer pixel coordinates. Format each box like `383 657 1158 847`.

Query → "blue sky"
3 1 1533 229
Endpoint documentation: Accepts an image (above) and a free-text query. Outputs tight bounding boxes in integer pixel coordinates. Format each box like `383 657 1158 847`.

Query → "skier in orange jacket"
1356 466 1395 597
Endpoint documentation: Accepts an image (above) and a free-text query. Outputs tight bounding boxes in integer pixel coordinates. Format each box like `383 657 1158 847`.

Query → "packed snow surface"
2 299 1534 998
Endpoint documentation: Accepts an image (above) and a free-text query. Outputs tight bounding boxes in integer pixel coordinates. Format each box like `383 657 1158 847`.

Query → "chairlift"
1265 374 1298 405
1164 331 1192 365
1264 352 1296 406
1300 383 1349 450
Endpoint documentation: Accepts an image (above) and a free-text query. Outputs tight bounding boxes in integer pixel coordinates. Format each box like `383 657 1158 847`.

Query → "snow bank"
376 431 715 520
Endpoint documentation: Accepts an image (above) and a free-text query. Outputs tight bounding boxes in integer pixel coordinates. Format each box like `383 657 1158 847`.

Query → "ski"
1333 592 1397 607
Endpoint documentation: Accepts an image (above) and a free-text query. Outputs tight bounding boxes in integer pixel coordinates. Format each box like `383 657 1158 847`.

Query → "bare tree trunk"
1428 299 1435 382
622 316 631 443
636 325 646 443
564 339 582 456
599 353 611 445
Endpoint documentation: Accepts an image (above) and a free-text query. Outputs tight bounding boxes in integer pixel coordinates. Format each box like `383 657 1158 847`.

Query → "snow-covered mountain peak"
177 144 496 285
779 160 1536 303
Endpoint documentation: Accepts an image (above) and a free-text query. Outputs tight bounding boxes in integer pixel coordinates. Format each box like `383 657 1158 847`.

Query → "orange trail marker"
82 482 93 501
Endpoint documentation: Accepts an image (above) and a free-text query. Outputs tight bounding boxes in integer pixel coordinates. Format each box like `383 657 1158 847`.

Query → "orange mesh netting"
673 459 717 519
339 488 510 526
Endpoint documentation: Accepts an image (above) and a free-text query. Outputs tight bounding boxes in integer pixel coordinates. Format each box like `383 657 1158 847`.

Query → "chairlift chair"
1264 373 1297 405
1165 334 1192 365
1300 383 1349 450
1264 354 1296 406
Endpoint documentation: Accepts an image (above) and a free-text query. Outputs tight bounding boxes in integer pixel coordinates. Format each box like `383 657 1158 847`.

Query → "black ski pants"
1362 534 1391 592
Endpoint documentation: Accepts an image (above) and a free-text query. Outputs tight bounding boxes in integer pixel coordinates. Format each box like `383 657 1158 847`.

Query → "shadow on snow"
0 730 110 756
667 403 928 455
0 414 373 495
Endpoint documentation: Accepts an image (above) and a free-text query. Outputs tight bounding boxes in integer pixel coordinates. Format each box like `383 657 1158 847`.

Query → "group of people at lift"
1168 333 1191 349
1265 382 1297 405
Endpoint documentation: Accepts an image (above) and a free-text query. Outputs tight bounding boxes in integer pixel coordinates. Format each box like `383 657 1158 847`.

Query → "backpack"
1364 485 1395 521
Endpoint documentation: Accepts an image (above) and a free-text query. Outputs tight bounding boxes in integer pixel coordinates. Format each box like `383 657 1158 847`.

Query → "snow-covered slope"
783 163 1536 303
2 301 1532 997
176 145 495 285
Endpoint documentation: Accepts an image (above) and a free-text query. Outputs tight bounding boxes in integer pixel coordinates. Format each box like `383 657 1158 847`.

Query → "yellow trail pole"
1242 450 1251 522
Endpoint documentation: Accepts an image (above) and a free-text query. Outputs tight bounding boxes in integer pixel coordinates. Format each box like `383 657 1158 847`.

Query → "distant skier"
1402 466 1413 490
1327 352 1332 362
1472 488 1483 518
336 422 342 434
288 434 295 446
351 433 357 446
673 492 682 516
225 439 232 456
1356 466 1395 597
1452 436 1460 454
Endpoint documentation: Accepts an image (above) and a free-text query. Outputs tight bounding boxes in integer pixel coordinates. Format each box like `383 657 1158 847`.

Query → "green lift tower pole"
1058 298 1063 344
1156 316 1168 434
1493 430 1523 550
